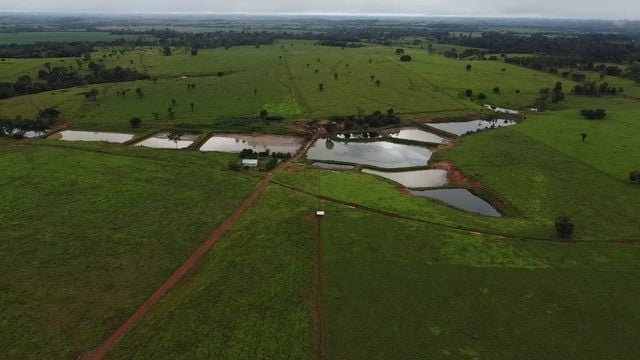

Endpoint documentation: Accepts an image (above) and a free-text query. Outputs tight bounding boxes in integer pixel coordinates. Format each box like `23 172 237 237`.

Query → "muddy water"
335 132 382 140
53 130 135 143
411 188 501 217
306 139 431 169
199 134 304 154
386 127 446 144
2 128 47 139
312 162 355 170
135 132 198 149
425 119 516 136
362 169 448 188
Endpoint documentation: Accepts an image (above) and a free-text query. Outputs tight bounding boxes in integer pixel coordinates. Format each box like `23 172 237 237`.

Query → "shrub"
129 117 142 128
555 216 575 238
580 109 607 120
478 93 487 100
399 55 412 62
630 170 640 184
464 89 473 97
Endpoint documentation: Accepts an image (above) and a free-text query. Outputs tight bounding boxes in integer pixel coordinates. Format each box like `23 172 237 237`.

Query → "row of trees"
0 107 60 137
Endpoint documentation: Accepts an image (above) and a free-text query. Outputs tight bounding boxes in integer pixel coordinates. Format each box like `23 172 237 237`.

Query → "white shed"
242 159 258 168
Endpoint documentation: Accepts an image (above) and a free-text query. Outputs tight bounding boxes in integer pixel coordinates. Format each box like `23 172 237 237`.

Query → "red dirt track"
85 173 273 360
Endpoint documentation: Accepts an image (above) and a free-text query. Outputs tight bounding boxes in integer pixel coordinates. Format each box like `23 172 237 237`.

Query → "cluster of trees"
0 107 60 137
573 81 622 96
329 108 400 129
534 82 565 109
316 40 365 48
0 62 147 100
580 109 607 119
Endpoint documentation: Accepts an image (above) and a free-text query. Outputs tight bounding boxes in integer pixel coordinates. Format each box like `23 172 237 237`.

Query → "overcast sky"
0 0 638 20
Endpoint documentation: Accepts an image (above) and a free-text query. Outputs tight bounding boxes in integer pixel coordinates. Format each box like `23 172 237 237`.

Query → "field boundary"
84 172 274 360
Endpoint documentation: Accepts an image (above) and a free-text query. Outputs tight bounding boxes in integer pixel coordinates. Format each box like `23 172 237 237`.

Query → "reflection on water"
362 169 447 188
386 127 446 144
425 119 516 136
56 130 134 143
411 188 501 217
200 134 304 154
312 162 355 170
135 132 197 149
306 140 431 169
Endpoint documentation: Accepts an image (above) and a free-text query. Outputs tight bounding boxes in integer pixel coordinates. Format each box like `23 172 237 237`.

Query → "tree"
395 48 405 55
399 55 412 62
129 117 142 128
216 71 224 77
152 112 159 120
370 74 375 81
135 88 143 98
190 102 195 112
427 43 434 55
492 86 500 94
171 98 177 106
478 93 487 100
260 109 268 119
555 216 575 238
551 82 565 102
581 132 587 142
334 72 339 80
254 88 258 96
37 107 61 125
466 64 472 71
84 88 99 101
375 80 381 87
318 83 324 91
630 170 640 184
190 48 198 56
162 46 172 56
167 131 183 148
465 89 473 97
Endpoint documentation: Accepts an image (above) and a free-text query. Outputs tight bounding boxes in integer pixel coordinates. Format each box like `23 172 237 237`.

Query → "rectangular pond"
362 169 448 188
306 139 431 169
385 127 446 144
199 134 304 154
135 132 198 149
52 130 134 143
410 188 502 217
425 119 516 136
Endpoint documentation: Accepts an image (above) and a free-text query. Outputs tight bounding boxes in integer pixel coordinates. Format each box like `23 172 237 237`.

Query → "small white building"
242 159 258 168
316 211 325 217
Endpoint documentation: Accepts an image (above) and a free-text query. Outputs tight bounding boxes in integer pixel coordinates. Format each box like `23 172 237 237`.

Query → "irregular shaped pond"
362 169 448 188
200 134 304 154
312 162 355 170
306 140 431 169
135 132 197 149
2 128 47 139
425 119 516 136
411 188 502 217
484 104 520 114
53 130 135 143
386 127 446 144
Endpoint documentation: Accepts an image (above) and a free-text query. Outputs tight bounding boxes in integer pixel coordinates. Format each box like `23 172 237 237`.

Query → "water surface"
306 140 431 169
200 134 304 154
135 132 197 149
335 132 382 140
362 169 448 188
425 119 516 136
2 128 47 139
386 127 446 144
411 188 501 217
55 130 134 143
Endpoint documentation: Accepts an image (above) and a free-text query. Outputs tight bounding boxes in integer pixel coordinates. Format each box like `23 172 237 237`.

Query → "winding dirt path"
85 173 273 360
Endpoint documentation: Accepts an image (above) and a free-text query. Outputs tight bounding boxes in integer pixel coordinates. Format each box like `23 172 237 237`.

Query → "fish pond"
425 119 516 136
306 139 431 169
410 188 501 217
52 130 134 143
312 162 355 170
362 169 448 188
385 127 446 144
199 134 304 154
135 132 198 149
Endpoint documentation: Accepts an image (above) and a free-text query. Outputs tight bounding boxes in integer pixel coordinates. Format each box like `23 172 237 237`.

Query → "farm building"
242 159 258 168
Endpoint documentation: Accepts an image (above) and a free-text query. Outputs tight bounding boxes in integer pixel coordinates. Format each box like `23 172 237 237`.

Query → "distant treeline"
0 62 147 100
440 32 640 64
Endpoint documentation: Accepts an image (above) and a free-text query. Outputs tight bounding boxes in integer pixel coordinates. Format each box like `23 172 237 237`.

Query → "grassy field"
0 57 77 81
0 141 260 359
321 208 640 359
0 41 577 130
107 185 317 359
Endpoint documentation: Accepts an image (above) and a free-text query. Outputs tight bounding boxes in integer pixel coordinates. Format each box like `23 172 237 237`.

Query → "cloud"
0 0 638 20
